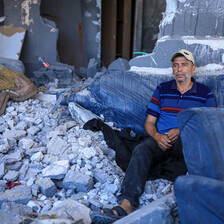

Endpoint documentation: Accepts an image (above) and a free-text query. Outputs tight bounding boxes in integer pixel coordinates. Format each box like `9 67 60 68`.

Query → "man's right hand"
154 133 173 151
145 114 173 151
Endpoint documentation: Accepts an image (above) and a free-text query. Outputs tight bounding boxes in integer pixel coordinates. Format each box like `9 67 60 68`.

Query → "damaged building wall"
81 0 101 60
2 0 166 76
40 0 101 68
65 0 224 134
40 0 88 68
130 0 224 68
2 0 101 76
141 0 166 53
3 0 223 76
4 0 58 76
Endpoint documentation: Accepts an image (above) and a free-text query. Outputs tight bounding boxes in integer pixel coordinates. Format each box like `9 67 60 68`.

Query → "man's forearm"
144 115 160 140
145 122 159 140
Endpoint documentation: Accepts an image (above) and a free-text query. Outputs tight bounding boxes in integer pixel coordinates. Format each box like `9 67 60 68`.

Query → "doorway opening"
101 0 166 67
101 0 135 67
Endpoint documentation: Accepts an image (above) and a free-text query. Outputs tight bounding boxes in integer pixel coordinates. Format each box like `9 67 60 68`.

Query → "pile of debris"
0 93 175 223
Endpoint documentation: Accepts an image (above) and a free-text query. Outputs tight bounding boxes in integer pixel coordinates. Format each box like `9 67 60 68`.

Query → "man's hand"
165 128 179 144
154 133 173 151
145 115 179 151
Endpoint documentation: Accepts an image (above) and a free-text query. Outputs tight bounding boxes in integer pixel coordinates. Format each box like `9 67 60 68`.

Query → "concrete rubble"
1 0 223 223
0 93 176 223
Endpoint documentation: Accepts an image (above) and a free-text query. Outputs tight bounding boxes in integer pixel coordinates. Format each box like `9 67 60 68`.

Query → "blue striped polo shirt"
146 78 216 134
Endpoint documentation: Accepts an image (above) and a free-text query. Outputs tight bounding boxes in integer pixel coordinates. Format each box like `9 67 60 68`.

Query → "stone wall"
130 0 224 69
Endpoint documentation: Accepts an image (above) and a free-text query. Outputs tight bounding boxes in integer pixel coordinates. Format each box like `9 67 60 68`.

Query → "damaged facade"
1 0 165 74
0 0 224 223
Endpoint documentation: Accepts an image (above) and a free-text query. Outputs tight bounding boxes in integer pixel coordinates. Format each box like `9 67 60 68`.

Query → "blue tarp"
175 108 224 224
58 70 224 134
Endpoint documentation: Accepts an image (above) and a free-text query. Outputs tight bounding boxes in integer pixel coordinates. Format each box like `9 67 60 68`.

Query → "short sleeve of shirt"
206 91 216 107
146 85 161 118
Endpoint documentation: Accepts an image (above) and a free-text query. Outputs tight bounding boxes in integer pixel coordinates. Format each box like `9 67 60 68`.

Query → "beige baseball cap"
171 49 195 65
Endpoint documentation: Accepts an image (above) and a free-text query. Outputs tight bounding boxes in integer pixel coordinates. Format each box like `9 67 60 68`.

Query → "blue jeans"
118 136 183 207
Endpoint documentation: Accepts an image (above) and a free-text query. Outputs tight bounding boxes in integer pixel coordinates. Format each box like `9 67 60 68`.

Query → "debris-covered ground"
0 92 174 223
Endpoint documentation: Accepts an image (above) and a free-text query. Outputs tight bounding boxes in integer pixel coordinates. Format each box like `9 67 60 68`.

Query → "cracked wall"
130 0 224 69
4 0 58 76
3 0 101 76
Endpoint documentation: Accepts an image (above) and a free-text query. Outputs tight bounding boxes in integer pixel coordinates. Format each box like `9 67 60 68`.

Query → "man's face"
172 56 196 83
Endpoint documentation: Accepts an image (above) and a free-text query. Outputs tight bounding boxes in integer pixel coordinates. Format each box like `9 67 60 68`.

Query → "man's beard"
174 72 191 83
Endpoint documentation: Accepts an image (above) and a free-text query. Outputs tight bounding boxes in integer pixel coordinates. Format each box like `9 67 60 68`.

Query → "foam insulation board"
0 25 26 60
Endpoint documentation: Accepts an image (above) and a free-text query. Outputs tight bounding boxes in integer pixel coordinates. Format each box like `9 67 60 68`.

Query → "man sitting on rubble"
92 49 216 223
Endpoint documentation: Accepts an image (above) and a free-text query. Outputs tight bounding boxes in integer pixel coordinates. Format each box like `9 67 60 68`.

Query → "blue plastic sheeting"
58 70 224 134
178 108 224 180
174 175 224 224
175 108 224 223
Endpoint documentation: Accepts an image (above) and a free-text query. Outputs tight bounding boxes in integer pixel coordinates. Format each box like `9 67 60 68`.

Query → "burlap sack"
0 91 10 115
0 65 37 115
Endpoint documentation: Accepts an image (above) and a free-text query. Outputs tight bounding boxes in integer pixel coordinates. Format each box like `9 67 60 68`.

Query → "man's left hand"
165 128 179 144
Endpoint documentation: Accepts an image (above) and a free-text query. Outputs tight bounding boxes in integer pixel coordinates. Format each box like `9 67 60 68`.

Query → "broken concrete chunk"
87 58 101 78
18 138 36 150
25 146 47 157
47 136 68 156
27 126 40 135
0 210 23 224
0 138 10 154
3 151 23 165
36 178 56 198
42 199 92 224
3 170 20 182
108 57 130 71
82 147 97 159
114 193 176 224
93 170 114 184
30 151 44 162
63 170 94 192
22 167 41 181
68 102 99 123
6 161 23 171
42 160 70 180
0 185 32 207
14 121 29 130
0 118 8 133
3 130 26 141
27 200 41 213
0 201 33 216
0 163 5 179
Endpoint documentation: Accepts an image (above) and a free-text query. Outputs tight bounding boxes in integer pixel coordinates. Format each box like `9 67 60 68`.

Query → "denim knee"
132 144 150 160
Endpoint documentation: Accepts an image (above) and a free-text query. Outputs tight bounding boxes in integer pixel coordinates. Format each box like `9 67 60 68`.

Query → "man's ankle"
119 199 134 214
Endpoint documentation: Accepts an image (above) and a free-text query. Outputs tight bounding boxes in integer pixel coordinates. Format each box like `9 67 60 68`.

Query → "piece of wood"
101 0 117 67
122 0 132 60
